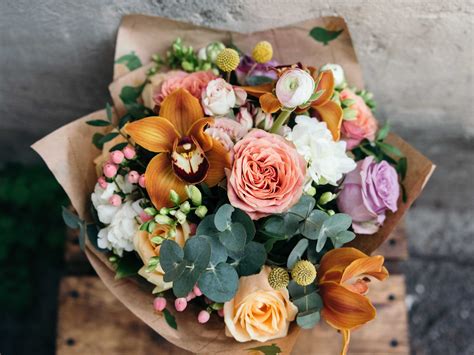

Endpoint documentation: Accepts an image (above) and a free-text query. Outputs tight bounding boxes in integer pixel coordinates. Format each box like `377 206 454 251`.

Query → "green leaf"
397 157 408 180
196 215 220 237
377 121 390 141
287 195 316 221
233 241 266 276
105 102 113 122
119 84 145 104
115 51 143 71
160 239 184 281
99 132 119 145
218 223 247 252
300 210 329 240
109 142 128 152
146 256 160 272
343 108 358 120
92 132 105 149
115 252 142 279
309 27 344 45
287 238 309 269
86 119 111 127
288 280 317 299
118 114 132 129
246 75 274 86
162 308 178 330
62 207 86 250
125 102 153 119
296 309 321 329
292 291 323 313
377 141 403 157
232 209 256 242
214 204 235 232
322 213 352 238
246 344 282 355
331 230 356 248
86 223 101 251
198 262 239 302
201 234 228 266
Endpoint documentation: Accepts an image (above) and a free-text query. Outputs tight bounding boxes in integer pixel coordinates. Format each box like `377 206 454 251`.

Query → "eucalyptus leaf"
201 234 228 266
183 236 211 271
246 75 274 86
160 239 184 281
195 215 219 237
300 210 329 240
214 204 235 232
322 213 352 238
218 223 247 252
288 280 317 299
232 209 256 242
296 309 321 329
330 230 356 248
287 238 309 269
173 260 203 297
198 262 239 302
292 291 323 312
315 232 328 253
233 241 266 276
287 195 316 221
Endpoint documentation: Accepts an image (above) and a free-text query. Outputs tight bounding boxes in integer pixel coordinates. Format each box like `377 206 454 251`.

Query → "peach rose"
141 70 183 109
224 266 298 342
153 70 217 105
134 222 191 293
340 89 378 149
227 129 306 219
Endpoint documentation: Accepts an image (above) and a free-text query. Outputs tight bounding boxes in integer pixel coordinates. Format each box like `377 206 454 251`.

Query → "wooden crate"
57 223 409 354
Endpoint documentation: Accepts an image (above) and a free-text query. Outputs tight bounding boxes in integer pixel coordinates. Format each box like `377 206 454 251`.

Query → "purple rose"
337 156 400 234
235 55 278 85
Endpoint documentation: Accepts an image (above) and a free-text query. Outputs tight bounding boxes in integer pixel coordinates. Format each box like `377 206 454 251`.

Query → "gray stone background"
0 0 473 354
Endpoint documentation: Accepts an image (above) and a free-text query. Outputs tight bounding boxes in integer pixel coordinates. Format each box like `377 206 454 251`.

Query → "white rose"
320 63 345 87
287 115 356 185
275 68 315 108
201 78 236 116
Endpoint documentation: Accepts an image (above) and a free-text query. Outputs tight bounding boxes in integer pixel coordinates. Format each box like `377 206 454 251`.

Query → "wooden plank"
57 275 408 355
374 220 408 260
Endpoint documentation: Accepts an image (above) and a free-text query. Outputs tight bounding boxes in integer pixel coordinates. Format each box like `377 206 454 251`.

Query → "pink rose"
340 89 378 149
154 70 217 105
205 118 249 152
227 129 306 219
337 156 400 234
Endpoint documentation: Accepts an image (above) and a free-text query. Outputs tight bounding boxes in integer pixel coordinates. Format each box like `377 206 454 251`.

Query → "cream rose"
224 266 298 342
134 222 191 293
201 78 237 116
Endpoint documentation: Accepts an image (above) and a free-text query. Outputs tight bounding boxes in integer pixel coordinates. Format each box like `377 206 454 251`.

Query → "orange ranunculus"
318 247 389 355
240 66 342 140
125 88 230 209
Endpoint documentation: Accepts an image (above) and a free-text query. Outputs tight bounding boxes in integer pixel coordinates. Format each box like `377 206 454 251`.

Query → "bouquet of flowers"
33 15 434 354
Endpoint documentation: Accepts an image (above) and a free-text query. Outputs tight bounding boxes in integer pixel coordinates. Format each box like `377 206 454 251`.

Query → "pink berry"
139 212 152 223
193 285 203 297
123 146 136 159
153 297 167 312
109 194 122 207
138 174 146 188
174 298 187 312
186 291 196 302
98 176 108 189
217 309 224 317
110 150 125 164
197 310 210 324
103 163 118 178
127 170 139 184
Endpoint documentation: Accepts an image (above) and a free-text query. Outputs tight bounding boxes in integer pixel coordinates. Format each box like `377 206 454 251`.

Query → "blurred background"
0 1 473 354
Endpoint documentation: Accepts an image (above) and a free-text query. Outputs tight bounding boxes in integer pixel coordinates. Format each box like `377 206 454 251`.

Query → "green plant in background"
0 164 67 312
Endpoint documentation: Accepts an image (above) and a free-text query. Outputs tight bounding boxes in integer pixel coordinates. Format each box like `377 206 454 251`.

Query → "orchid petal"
159 88 204 135
187 117 214 152
313 70 335 106
204 139 231 187
145 153 187 209
240 83 274 98
320 281 376 330
260 93 282 114
314 100 343 141
319 247 368 283
125 116 179 153
341 256 389 284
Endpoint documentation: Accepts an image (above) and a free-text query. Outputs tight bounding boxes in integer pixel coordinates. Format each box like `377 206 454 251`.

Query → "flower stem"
270 109 292 134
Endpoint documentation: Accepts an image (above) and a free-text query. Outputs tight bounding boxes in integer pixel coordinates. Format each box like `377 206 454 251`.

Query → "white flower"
91 176 142 256
201 78 237 116
96 200 143 256
275 69 315 108
320 63 345 88
287 115 356 185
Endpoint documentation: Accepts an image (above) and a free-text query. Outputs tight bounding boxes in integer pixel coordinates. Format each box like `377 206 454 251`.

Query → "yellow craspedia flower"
216 48 240 72
291 260 317 286
252 41 273 63
268 267 290 289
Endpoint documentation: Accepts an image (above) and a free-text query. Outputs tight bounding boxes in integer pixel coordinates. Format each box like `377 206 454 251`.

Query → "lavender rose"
337 156 400 234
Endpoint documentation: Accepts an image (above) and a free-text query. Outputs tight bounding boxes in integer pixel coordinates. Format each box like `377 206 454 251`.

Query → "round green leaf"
300 210 328 240
232 209 256 242
183 236 211 272
234 242 266 276
195 215 219 237
287 195 316 221
172 260 202 297
160 239 184 276
218 223 247 252
214 204 235 232
296 309 321 329
198 262 239 302
322 213 352 238
330 230 356 248
201 234 228 266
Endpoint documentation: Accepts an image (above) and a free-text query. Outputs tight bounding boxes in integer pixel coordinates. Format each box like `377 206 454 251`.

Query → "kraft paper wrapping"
32 14 434 354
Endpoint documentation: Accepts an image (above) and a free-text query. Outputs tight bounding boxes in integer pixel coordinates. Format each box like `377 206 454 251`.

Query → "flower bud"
253 107 273 131
138 174 146 188
185 185 202 206
108 194 122 207
144 207 158 216
174 297 188 312
103 163 118 178
179 201 191 214
153 297 167 312
170 189 180 205
197 310 211 324
186 291 196 302
154 214 173 225
197 47 207 61
122 146 136 159
159 207 170 215
175 210 187 224
97 176 108 189
206 41 226 63
305 186 317 196
181 61 194 72
193 285 203 297
275 68 315 108
236 106 254 130
127 170 139 184
327 210 335 216
320 63 345 88
318 192 336 205
110 150 124 164
195 205 208 218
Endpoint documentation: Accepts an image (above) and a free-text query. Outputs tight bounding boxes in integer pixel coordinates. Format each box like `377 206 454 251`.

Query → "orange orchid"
124 88 230 208
318 247 389 355
241 67 343 140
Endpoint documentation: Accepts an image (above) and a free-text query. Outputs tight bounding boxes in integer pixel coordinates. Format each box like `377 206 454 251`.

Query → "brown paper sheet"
32 14 434 354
